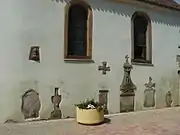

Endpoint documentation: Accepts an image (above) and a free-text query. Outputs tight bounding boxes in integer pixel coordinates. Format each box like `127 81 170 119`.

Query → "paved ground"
1 107 180 135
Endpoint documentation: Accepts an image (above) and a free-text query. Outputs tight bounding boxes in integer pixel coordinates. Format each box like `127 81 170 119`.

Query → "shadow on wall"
155 70 179 108
55 0 180 27
158 75 179 106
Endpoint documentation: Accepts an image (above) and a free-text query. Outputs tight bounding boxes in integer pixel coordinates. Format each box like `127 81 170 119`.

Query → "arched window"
131 12 152 64
64 1 92 60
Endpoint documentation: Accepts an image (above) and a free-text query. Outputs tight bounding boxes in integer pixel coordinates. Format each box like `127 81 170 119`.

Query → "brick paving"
1 107 180 135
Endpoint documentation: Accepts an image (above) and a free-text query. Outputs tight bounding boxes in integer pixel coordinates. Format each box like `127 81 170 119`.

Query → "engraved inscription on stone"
99 90 109 114
21 89 41 119
120 95 134 112
165 91 172 107
144 77 156 108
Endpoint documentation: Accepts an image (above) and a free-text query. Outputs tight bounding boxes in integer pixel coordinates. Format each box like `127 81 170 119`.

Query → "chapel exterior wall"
0 0 180 122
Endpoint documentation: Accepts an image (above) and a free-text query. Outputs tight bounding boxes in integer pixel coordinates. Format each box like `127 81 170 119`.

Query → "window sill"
131 59 153 67
64 58 94 63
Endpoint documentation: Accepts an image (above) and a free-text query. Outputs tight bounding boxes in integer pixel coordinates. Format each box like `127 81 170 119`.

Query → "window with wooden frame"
64 1 92 60
131 12 152 64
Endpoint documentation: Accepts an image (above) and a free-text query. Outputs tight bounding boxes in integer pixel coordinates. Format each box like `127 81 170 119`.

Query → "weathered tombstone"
120 95 135 112
99 90 109 114
120 55 136 113
144 77 156 108
51 87 62 119
98 61 111 75
176 55 180 64
165 91 172 107
98 61 111 114
29 46 40 62
21 89 41 119
176 55 180 74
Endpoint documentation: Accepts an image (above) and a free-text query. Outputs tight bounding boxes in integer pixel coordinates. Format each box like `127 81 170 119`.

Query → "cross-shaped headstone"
51 87 62 119
98 61 110 75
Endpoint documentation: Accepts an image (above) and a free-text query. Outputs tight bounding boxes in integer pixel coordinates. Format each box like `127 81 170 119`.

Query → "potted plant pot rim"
75 99 104 125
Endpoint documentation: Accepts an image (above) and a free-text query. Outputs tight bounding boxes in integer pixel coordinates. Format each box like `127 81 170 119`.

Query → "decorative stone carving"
21 89 41 119
165 91 172 107
120 55 136 95
144 77 156 108
51 87 62 119
120 55 136 112
98 61 111 75
29 46 40 62
99 90 109 114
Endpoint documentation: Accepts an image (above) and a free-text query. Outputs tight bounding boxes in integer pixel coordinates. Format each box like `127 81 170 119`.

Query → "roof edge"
135 0 180 11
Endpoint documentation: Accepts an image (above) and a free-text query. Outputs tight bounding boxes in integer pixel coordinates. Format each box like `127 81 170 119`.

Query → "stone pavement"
1 107 180 135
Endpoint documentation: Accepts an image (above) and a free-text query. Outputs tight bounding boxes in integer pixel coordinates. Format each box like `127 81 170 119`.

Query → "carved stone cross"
98 61 110 75
144 77 155 89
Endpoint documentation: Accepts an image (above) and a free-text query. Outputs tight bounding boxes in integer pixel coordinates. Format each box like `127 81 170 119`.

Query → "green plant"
75 99 104 112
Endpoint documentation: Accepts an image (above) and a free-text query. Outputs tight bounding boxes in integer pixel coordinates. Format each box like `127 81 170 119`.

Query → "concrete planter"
76 107 104 125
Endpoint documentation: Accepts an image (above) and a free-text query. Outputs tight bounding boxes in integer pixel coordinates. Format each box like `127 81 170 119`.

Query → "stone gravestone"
99 90 109 114
176 54 180 64
21 89 41 119
176 55 180 74
120 55 136 113
51 87 62 119
120 95 135 112
98 61 111 114
165 91 172 107
29 46 40 62
144 77 156 108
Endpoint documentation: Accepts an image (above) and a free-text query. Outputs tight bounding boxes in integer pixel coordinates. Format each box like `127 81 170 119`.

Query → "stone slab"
144 90 155 107
21 90 41 119
99 90 109 114
120 95 134 112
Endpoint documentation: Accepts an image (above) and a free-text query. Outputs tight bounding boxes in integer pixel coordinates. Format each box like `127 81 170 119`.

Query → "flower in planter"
87 104 95 109
75 99 104 112
75 99 105 125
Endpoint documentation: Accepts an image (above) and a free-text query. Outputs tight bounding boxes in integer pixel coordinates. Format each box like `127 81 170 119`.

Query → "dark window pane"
134 46 146 60
134 15 148 60
68 5 87 56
